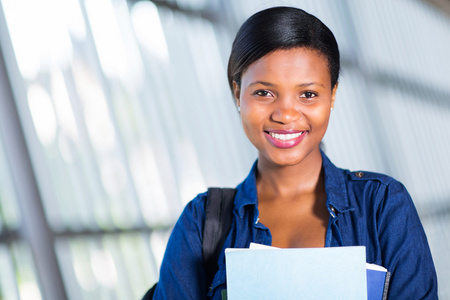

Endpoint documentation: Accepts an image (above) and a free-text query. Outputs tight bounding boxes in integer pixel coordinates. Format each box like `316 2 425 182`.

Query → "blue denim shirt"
154 151 438 299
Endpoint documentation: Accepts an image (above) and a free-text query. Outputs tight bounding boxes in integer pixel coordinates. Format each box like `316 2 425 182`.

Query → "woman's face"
234 47 337 167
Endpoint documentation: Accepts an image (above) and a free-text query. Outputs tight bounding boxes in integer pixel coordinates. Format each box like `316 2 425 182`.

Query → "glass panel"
0 243 42 300
347 0 450 88
0 245 20 300
1 0 256 233
11 243 43 300
55 231 166 300
0 136 20 233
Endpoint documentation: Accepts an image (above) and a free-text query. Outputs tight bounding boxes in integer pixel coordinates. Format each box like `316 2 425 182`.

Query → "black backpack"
142 188 236 299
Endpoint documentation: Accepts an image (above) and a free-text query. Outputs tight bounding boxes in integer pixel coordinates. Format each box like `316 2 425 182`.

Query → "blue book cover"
367 264 390 300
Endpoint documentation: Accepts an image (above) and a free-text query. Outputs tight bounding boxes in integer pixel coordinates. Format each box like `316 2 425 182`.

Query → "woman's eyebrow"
297 82 325 88
248 81 275 87
248 81 325 88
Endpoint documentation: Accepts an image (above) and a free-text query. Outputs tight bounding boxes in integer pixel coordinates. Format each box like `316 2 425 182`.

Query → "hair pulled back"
227 6 340 91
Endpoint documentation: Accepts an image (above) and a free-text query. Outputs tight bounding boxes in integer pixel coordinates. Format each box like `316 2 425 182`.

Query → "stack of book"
224 243 389 300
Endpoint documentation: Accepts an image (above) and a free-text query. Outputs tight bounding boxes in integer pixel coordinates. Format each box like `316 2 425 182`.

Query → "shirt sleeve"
153 193 208 300
377 180 438 299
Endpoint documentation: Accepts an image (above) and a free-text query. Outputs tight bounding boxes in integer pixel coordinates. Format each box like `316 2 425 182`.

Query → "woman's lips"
264 130 307 148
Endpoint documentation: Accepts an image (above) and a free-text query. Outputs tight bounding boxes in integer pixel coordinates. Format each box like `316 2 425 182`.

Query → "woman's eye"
254 90 271 97
300 91 317 99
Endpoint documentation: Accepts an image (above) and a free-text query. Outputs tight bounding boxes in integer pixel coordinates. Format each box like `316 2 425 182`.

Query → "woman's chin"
257 145 323 168
259 153 308 168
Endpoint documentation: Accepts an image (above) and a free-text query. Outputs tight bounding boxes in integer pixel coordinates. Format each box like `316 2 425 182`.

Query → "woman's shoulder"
189 191 208 206
323 153 413 208
176 191 208 225
181 188 238 222
343 169 400 186
340 168 414 210
344 168 410 196
322 151 403 189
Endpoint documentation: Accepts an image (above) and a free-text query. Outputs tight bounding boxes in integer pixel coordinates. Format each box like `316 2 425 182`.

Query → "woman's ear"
233 81 241 108
331 82 338 110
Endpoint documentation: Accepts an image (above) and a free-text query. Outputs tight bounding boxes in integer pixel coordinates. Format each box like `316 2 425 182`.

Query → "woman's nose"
270 96 301 124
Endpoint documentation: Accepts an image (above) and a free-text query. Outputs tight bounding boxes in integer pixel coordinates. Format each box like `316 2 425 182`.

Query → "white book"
248 243 389 300
225 244 367 300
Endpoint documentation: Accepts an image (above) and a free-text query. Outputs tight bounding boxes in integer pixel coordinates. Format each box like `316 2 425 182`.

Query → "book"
224 243 389 300
225 245 367 299
249 243 390 299
366 263 390 300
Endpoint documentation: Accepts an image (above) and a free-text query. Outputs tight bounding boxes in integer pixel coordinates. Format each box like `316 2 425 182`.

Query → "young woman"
152 7 437 299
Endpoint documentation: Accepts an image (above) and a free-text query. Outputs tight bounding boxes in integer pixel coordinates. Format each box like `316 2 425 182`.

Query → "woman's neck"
256 149 324 201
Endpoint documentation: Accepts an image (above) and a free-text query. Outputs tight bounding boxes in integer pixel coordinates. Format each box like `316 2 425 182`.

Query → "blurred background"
0 0 449 299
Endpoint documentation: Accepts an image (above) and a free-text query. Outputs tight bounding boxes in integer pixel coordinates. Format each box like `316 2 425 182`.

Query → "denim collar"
234 150 353 218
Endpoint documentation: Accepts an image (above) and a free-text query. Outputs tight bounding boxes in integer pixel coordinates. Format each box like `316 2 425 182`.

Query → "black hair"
227 6 340 91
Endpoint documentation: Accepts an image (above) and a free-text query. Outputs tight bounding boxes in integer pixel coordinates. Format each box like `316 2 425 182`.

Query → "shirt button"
355 171 364 178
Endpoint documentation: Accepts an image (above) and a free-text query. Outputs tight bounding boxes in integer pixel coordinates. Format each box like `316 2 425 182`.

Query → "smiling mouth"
268 131 304 141
264 130 307 148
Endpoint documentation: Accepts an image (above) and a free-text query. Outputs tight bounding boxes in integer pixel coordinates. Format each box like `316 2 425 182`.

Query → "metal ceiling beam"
424 0 450 16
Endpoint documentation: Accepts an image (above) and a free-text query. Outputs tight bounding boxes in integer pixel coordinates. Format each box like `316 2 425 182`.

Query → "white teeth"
270 132 303 140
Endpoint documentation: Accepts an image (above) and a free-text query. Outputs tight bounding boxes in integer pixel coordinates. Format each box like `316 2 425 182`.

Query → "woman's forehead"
241 48 331 88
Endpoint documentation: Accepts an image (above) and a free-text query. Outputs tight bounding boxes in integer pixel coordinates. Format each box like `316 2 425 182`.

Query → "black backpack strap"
141 283 156 300
203 187 236 287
